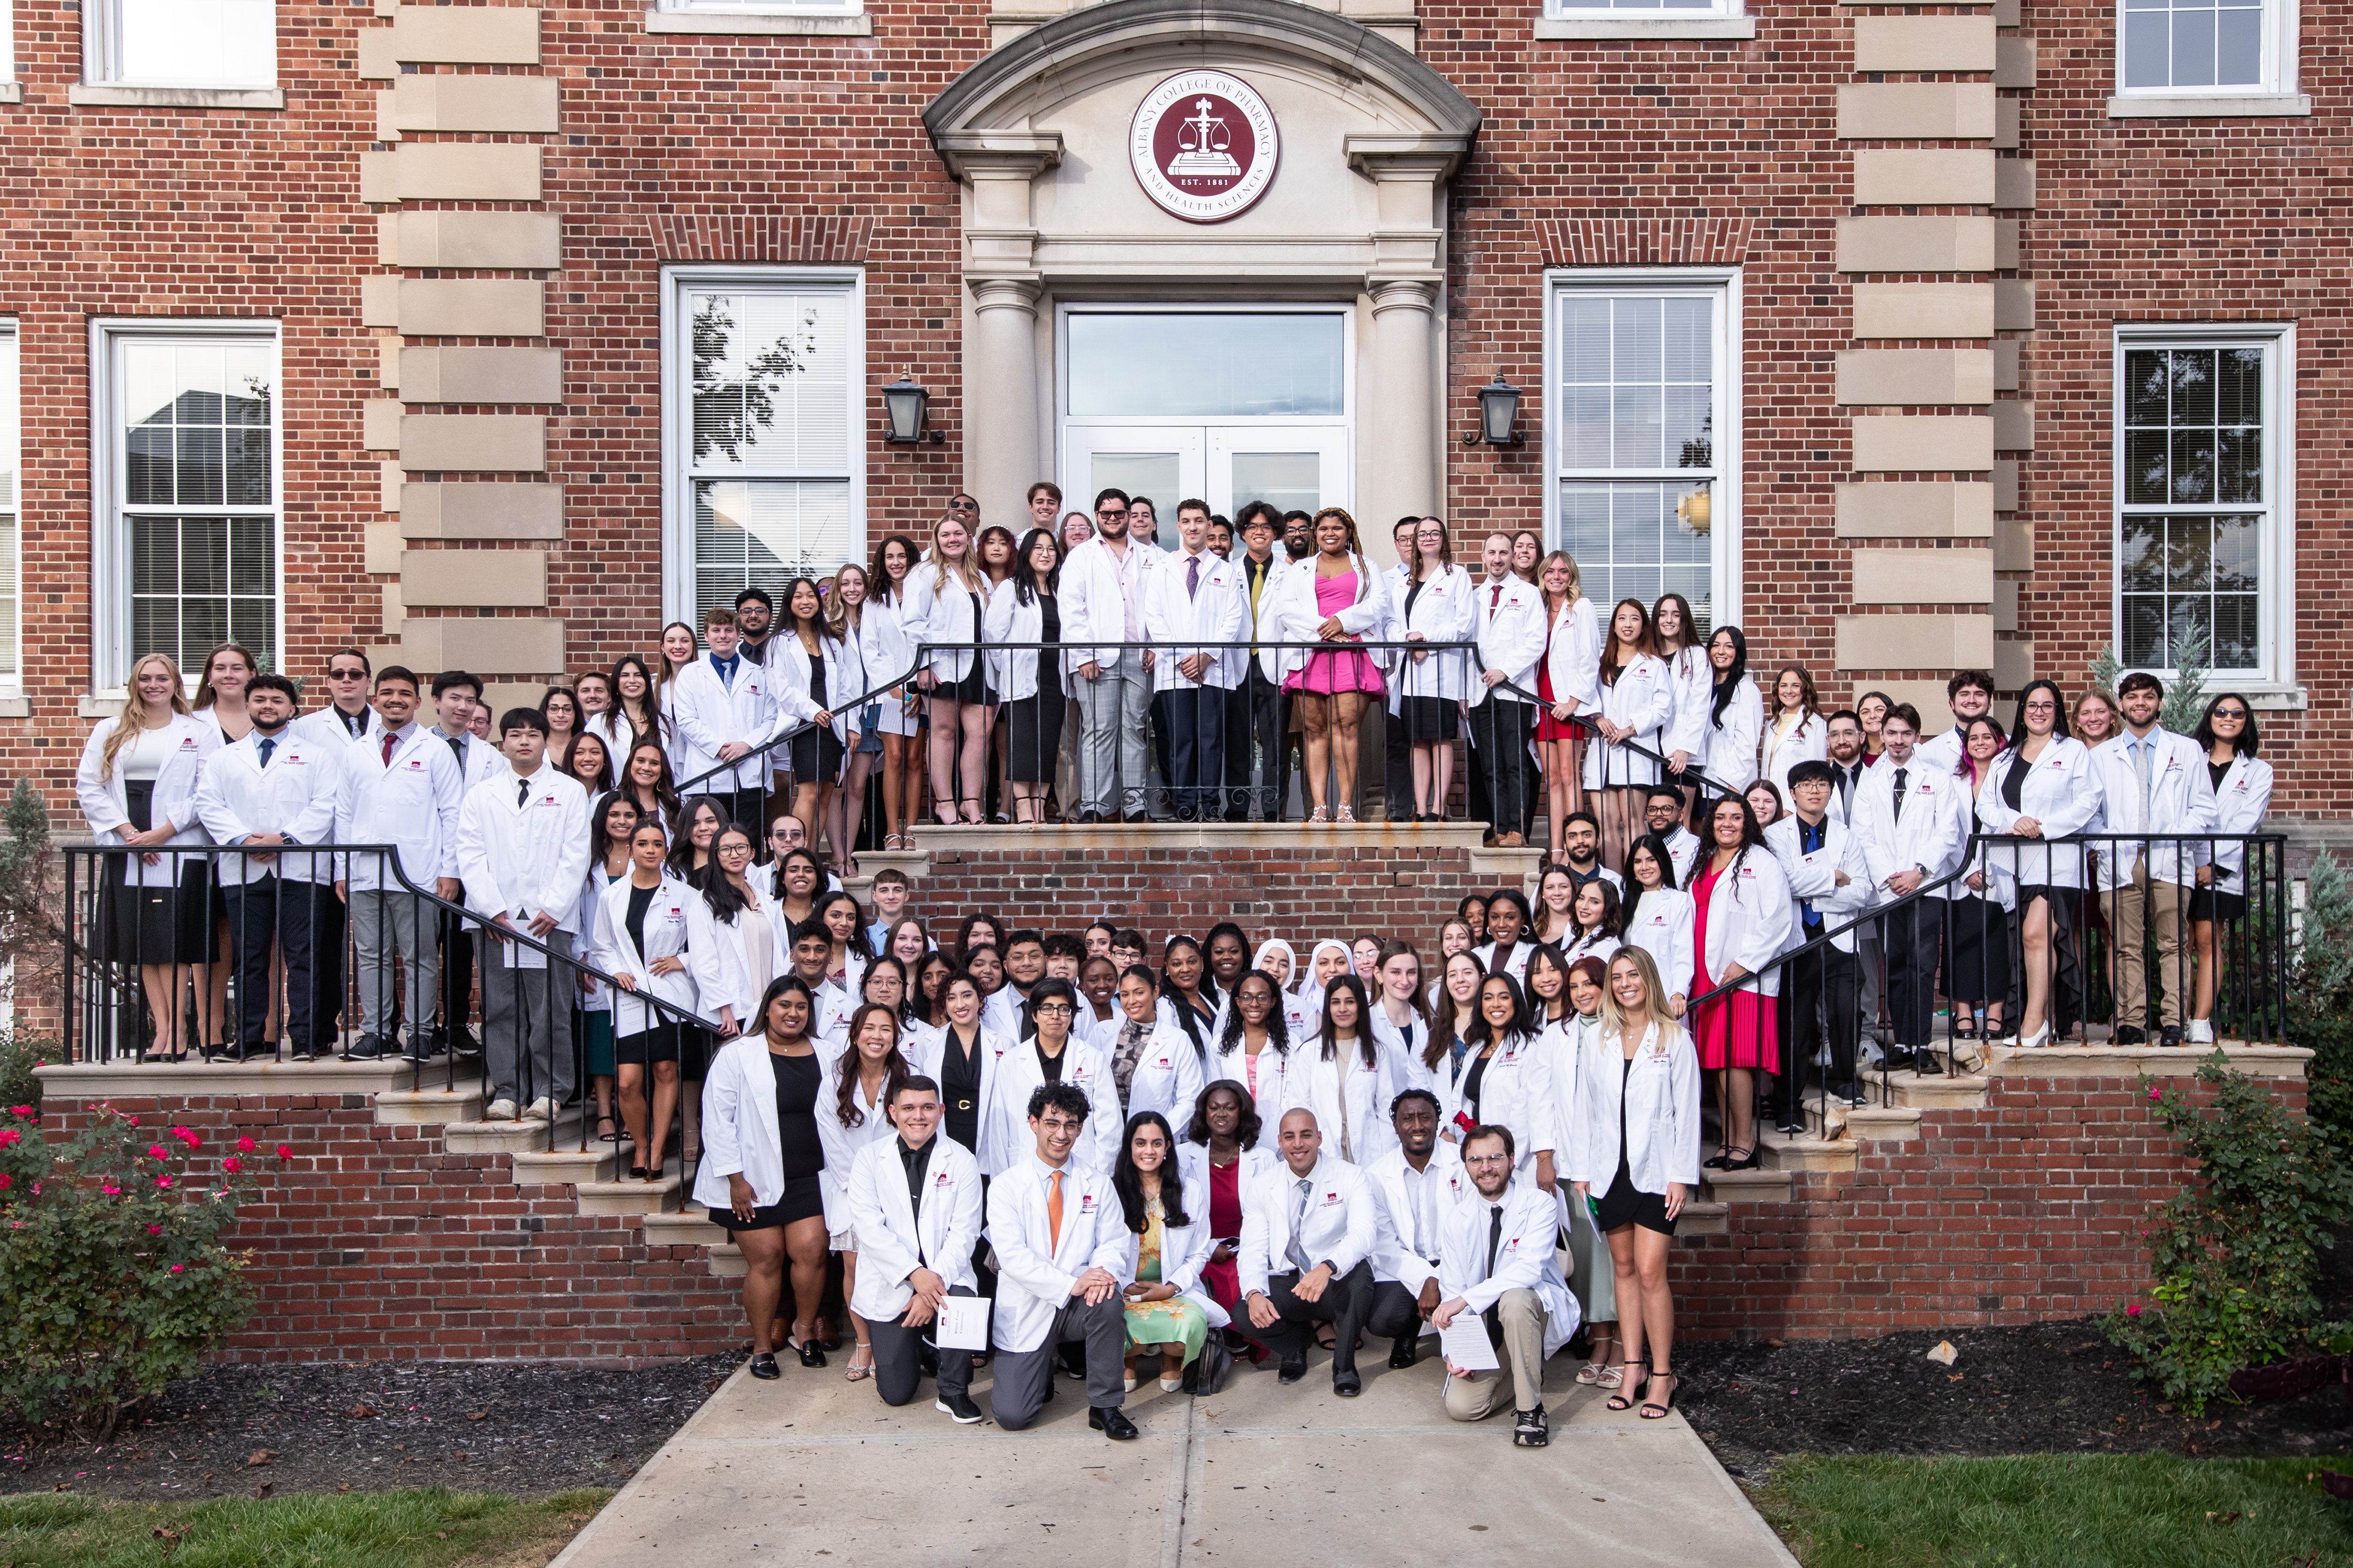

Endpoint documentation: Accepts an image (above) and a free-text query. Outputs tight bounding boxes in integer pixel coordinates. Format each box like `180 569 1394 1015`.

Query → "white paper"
511 932 549 971
934 1295 991 1352
1439 1314 1500 1372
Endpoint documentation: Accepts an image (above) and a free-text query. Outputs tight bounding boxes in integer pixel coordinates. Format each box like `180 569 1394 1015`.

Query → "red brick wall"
1674 1071 2307 1337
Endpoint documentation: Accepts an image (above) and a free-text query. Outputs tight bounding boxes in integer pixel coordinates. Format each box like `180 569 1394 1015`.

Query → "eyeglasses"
329 667 368 680
1033 1002 1074 1015
2212 707 2247 719
1097 506 1127 519
2023 701 2055 713
1464 1154 1512 1167
948 498 978 511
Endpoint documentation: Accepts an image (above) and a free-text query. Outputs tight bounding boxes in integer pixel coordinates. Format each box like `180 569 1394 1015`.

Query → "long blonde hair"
826 563 867 641
101 653 192 782
1538 549 1581 618
1599 946 1676 1051
928 515 981 597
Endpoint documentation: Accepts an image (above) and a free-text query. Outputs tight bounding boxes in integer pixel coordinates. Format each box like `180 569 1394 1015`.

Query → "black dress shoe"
796 1339 827 1369
1090 1406 1140 1440
2160 1025 2183 1047
749 1353 781 1380
1333 1373 1361 1397
936 1391 984 1423
1277 1356 1307 1385
2113 1025 2148 1045
1389 1339 1418 1370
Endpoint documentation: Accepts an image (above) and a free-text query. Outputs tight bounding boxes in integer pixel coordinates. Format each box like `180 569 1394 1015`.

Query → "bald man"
1238 1108 1382 1396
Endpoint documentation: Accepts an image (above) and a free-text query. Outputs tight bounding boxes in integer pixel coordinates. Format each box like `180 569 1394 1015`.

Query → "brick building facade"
0 0 2339 813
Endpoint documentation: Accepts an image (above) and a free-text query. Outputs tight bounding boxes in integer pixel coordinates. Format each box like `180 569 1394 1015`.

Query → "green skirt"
1123 1295 1210 1363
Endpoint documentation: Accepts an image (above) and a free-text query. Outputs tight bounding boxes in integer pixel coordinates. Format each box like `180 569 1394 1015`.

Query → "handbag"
1183 1330 1233 1396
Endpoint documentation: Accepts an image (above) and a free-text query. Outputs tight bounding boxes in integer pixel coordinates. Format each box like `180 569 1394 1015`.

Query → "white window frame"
1537 0 1755 39
2111 0 2298 103
84 0 278 91
659 265 866 625
653 0 863 21
89 317 284 696
0 321 19 690
0 2 16 85
1542 268 1743 632
2111 321 2294 690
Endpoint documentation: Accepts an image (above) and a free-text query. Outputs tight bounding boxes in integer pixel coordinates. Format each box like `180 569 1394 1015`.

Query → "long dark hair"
696 827 754 921
1708 625 1749 731
2007 676 2071 746
1705 793 1767 882
611 654 661 737
2192 691 2260 757
1463 971 1534 1052
1013 527 1063 607
770 846 825 905
1185 1078 1263 1150
1523 943 1572 1023
1161 934 1216 1057
912 951 954 1027
871 532 920 605
1599 597 1660 688
669 797 729 881
834 1002 912 1130
620 737 682 824
588 790 642 871
564 730 616 796
1626 829 1681 894
759 974 816 1042
1570 878 1623 945
815 888 874 963
1315 974 1379 1069
1425 948 1487 1074
1217 969 1290 1058
1113 1110 1192 1231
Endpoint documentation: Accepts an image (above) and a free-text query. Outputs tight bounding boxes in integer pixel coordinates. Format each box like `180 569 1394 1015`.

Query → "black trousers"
1776 940 1861 1122
1879 900 1942 1049
438 889 474 1044
1382 705 1414 821
1247 1260 1375 1377
222 877 323 1053
868 1285 976 1409
1223 663 1286 821
1155 687 1227 820
1469 698 1534 839
1365 1277 1428 1343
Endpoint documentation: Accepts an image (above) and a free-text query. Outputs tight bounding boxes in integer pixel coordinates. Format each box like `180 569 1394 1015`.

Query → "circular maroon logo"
1129 71 1280 223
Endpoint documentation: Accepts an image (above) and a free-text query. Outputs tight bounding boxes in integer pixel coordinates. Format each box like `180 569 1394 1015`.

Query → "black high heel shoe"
1606 1359 1650 1413
1724 1146 1761 1171
1639 1369 1678 1420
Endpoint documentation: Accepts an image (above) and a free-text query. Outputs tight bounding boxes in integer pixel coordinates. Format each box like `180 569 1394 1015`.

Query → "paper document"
512 938 548 971
934 1295 991 1351
1439 1315 1500 1372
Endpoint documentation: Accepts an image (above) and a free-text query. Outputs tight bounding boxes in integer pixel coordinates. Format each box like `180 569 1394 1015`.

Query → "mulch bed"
0 1354 739 1500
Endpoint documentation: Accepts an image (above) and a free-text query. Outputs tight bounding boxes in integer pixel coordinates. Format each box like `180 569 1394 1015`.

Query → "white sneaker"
524 1097 559 1121
484 1098 519 1122
2184 1019 2214 1044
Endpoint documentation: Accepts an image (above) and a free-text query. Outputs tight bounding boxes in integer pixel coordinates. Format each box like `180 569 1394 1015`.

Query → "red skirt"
1692 977 1780 1073
1535 660 1579 742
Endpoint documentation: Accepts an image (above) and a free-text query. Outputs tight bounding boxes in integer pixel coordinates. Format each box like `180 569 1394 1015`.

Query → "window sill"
1536 15 1756 38
0 697 27 719
2106 92 2311 118
78 695 127 719
0 84 19 105
643 9 872 33
68 84 285 109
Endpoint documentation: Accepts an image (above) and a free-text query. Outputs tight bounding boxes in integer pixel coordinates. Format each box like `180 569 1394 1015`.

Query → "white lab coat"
291 702 385 753
990 1034 1122 1175
1434 1030 1557 1171
668 655 776 792
1582 655 1672 789
1238 1153 1379 1299
1621 888 1696 998
1178 1140 1278 1247
1554 930 1621 972
1388 564 1479 706
1112 1166 1227 1329
75 713 220 889
985 1156 1135 1353
1365 1143 1472 1303
1289 1041 1399 1167
1702 677 1764 795
1849 754 1966 902
902 565 992 685
1209 1036 1306 1127
1974 735 2101 890
692 1035 800 1211
982 579 1076 703
1545 1012 1602 1204
1435 1178 1581 1359
860 590 922 697
1466 572 1545 710
1235 553 1291 686
1566 1020 1701 1196
815 1055 907 1236
1760 710 1830 803
1660 645 1714 763
456 765 593 932
332 723 465 893
1113 1018 1208 1132
935 1022 1020 1175
764 630 862 750
2083 727 2219 890
1538 594 1601 715
1370 1005 1435 1098
2202 752 2275 888
843 1132 984 1322
591 871 729 1038
1057 535 1153 674
1696 844 1796 998
1765 814 1869 957
193 726 345 885
1141 548 1247 692
1269 551 1390 687
437 728 506 793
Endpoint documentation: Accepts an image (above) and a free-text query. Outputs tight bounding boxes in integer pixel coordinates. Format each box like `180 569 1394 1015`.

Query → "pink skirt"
1285 645 1385 697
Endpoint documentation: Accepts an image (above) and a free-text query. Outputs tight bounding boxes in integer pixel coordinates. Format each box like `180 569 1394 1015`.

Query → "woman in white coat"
1369 941 1436 1096
1569 946 1700 1420
2190 692 2272 1046
1758 664 1829 805
1389 518 1477 821
1438 972 1558 1191
1700 626 1762 799
1293 977 1399 1166
767 577 862 862
594 821 740 1181
984 529 1074 827
1178 1082 1278 1340
1652 593 1713 812
1620 833 1697 1016
1975 679 2100 1049
695 976 834 1377
1687 795 1792 1173
1583 598 1673 872
903 515 993 827
1535 550 1602 861
815 1001 921 1384
934 970 1017 1175
819 563 878 877
1114 1109 1221 1392
1271 508 1390 825
1107 965 1207 1130
1210 969 1303 1126
75 652 223 1062
863 533 926 850
990 977 1121 1174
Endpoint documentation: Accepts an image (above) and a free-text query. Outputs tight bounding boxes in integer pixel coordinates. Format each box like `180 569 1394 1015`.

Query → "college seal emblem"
1129 70 1280 224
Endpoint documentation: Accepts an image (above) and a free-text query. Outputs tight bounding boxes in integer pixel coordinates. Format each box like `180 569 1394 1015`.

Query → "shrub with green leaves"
2286 848 2353 1147
2104 1050 2353 1414
0 1103 287 1439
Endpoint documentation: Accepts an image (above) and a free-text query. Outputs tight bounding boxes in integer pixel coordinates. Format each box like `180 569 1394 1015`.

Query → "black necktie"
256 737 276 768
448 734 466 767
1892 766 1908 824
1482 1204 1505 1346
516 778 530 809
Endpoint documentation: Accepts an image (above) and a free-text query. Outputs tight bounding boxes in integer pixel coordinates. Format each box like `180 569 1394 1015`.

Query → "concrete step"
1758 1128 1856 1173
1678 1200 1729 1236
374 1086 485 1126
1981 1041 2313 1079
643 1209 717 1247
1885 1073 1990 1110
36 1059 414 1100
510 1147 617 1186
443 1108 585 1156
707 1242 748 1277
1700 1167 1792 1203
578 1174 683 1216
1842 1106 1924 1142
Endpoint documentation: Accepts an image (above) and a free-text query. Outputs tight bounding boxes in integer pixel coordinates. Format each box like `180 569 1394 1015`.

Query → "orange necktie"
1047 1170 1064 1252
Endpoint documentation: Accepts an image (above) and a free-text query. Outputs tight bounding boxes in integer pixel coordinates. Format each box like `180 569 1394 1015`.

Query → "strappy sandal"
845 1345 875 1381
595 1114 620 1143
1606 1361 1649 1412
1639 1369 1677 1419
1336 805 1357 825
1308 806 1330 826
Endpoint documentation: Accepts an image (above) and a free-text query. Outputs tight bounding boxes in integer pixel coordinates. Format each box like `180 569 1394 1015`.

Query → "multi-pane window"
2118 341 2274 675
669 272 859 619
1551 285 1726 631
90 0 275 89
2122 0 2263 90
105 330 278 684
1549 0 1723 12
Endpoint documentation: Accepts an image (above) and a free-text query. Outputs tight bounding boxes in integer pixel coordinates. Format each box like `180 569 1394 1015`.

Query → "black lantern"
1466 373 1524 447
882 373 943 445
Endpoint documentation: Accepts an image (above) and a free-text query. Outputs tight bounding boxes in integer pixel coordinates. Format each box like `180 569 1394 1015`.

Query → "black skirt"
789 724 846 785
616 1020 687 1068
1399 695 1461 744
1942 895 2012 1004
708 1172 826 1231
1594 1165 1677 1237
103 781 222 966
2188 885 2247 923
1005 693 1065 783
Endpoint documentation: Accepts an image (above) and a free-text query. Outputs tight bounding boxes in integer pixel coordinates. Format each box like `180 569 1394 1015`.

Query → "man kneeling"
1239 1108 1379 1397
1431 1124 1581 1447
844 1075 985 1422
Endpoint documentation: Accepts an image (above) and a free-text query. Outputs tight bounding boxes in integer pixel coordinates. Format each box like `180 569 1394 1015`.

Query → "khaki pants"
1442 1288 1548 1420
2112 855 2189 1030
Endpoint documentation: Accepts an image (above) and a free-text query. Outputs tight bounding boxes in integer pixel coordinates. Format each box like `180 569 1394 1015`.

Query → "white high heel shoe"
2016 1022 2051 1050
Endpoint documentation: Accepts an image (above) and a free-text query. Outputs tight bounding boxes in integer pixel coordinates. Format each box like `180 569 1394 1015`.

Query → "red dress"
1689 858 1781 1074
1199 1156 1245 1317
1536 623 1578 742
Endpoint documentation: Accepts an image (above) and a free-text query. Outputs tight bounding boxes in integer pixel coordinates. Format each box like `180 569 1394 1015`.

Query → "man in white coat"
984 1081 1139 1438
455 708 592 1121
334 668 465 1062
429 670 502 1061
1848 705 1963 1070
293 647 386 751
1910 670 1997 778
1240 1107 1381 1396
846 1075 986 1422
1644 788 1704 887
667 606 774 833
1061 488 1161 824
1141 499 1246 822
193 674 345 1062
1766 761 1867 1130
1222 503 1290 822
1466 533 1546 849
1430 1124 1580 1446
1363 1089 1472 1368
2086 671 2220 1045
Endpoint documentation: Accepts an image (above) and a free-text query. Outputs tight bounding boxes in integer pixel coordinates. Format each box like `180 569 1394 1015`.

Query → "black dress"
1943 785 2012 1007
712 1049 828 1232
939 1026 985 1157
787 643 847 783
1596 1053 1676 1237
1007 595 1065 783
106 779 222 966
941 589 991 705
1398 575 1461 744
616 882 686 1067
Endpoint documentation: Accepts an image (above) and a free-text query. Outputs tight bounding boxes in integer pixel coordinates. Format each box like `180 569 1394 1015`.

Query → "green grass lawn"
0 1486 611 1568
1758 1454 2353 1567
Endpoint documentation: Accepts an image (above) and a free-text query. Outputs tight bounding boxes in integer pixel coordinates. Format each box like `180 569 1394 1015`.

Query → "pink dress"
1284 569 1385 697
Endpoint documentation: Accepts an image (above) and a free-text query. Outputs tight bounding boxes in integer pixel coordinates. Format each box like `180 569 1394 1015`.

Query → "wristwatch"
1317 1259 1338 1276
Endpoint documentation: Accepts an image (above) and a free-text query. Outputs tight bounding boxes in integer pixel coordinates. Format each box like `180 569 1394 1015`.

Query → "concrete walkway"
551 1347 1798 1567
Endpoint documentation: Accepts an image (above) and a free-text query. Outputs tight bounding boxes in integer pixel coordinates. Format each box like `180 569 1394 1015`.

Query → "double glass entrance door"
1064 425 1346 524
